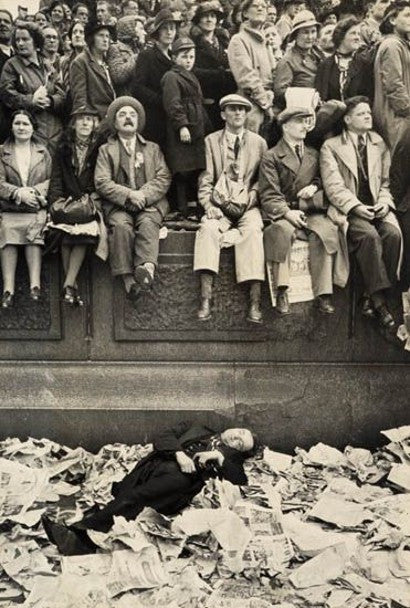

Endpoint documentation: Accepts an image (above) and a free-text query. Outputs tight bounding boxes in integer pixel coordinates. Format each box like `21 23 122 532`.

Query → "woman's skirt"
0 210 47 249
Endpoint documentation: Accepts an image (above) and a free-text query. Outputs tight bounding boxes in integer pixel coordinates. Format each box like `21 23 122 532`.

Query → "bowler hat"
84 20 117 44
277 106 314 125
106 96 146 133
288 9 319 40
219 94 252 111
171 36 195 54
192 1 224 25
149 8 182 37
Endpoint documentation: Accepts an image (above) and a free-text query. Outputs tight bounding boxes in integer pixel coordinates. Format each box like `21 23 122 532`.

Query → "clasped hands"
126 190 146 211
17 187 42 209
32 85 51 110
175 450 224 474
352 201 389 220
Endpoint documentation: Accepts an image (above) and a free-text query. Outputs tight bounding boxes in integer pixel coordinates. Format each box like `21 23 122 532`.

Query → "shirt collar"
348 131 367 147
283 136 304 155
224 128 245 144
119 136 137 154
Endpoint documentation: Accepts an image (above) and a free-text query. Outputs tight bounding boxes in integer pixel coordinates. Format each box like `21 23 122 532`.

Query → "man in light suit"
259 107 348 315
320 96 402 328
194 94 267 324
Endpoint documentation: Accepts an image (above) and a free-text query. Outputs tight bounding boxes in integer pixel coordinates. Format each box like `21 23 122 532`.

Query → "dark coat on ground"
315 52 373 103
161 64 209 174
132 45 173 151
78 421 250 533
70 47 116 120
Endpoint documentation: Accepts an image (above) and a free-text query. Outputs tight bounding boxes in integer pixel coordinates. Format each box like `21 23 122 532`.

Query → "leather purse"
49 194 96 225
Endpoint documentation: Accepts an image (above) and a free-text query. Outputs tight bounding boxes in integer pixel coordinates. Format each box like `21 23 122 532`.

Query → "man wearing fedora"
194 94 267 323
94 96 171 301
259 107 348 315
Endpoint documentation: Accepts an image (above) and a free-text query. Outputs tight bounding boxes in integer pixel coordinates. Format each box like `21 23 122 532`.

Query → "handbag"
49 194 96 225
211 171 249 221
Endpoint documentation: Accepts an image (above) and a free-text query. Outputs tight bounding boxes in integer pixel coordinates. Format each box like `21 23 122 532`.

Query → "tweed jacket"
70 48 116 120
94 134 171 217
0 140 51 211
198 128 268 211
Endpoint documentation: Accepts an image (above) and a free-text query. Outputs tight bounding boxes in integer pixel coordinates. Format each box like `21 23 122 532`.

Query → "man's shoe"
126 282 142 302
361 296 375 318
197 298 212 321
41 515 96 556
276 289 290 315
247 301 263 323
316 295 335 314
374 304 395 329
134 266 153 290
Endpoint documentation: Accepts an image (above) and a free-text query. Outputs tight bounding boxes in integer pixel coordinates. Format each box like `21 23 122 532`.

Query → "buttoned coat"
274 45 323 108
320 129 402 276
0 140 51 212
259 138 349 286
198 128 267 211
70 48 116 120
94 134 171 217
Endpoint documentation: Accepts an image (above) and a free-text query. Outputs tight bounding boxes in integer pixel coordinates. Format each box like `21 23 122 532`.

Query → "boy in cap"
193 94 267 323
94 96 171 301
161 37 209 218
259 107 348 314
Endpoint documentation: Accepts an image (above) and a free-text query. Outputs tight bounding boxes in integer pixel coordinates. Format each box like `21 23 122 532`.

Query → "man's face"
96 1 110 23
317 23 335 52
135 20 146 43
123 0 139 15
43 26 59 53
282 115 311 140
295 25 317 50
391 5 410 34
115 105 139 135
220 428 254 452
174 47 195 70
371 0 391 20
34 12 48 28
221 104 247 129
75 5 89 23
0 11 12 43
344 102 373 132
244 0 267 25
267 5 277 21
288 2 304 18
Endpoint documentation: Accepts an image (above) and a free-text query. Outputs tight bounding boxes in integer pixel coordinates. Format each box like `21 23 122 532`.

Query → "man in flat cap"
94 96 171 300
193 94 267 323
259 106 348 314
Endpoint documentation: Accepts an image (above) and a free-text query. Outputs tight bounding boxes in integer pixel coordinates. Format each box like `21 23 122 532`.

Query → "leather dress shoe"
1 291 14 308
276 289 290 315
316 295 335 314
197 297 212 321
134 266 153 290
247 301 262 323
361 296 375 318
41 515 96 556
374 304 395 329
127 282 142 302
30 286 41 301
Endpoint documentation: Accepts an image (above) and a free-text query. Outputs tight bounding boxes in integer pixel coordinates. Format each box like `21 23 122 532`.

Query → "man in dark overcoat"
94 96 171 300
259 107 348 315
42 422 256 555
390 125 410 290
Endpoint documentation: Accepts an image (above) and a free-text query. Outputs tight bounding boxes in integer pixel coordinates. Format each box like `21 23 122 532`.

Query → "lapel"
333 131 358 182
0 142 18 177
367 131 381 200
28 142 46 181
275 138 300 176
294 146 318 190
86 49 115 95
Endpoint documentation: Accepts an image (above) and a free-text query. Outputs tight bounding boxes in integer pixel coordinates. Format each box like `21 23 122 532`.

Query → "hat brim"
106 96 146 134
149 16 182 36
278 110 314 125
220 102 252 112
288 20 320 40
85 23 117 43
192 8 224 24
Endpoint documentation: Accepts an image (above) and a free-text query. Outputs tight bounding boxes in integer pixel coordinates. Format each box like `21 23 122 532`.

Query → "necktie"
295 144 303 162
357 135 368 179
234 136 240 160
125 140 132 156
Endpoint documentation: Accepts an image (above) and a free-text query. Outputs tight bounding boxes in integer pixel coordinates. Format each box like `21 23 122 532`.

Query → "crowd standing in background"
0 0 408 331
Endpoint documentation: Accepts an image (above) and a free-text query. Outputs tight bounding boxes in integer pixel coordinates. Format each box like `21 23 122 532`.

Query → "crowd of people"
0 0 408 328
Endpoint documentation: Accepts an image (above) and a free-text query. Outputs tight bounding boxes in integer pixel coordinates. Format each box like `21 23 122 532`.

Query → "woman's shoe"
73 287 84 307
30 286 41 301
62 286 76 306
1 291 14 308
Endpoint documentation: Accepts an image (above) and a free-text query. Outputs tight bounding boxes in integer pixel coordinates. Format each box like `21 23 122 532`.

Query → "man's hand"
194 450 225 468
297 184 317 200
32 86 50 109
284 209 307 228
374 201 390 219
127 191 145 211
206 206 224 220
18 187 39 208
180 127 191 144
352 205 375 221
175 451 196 474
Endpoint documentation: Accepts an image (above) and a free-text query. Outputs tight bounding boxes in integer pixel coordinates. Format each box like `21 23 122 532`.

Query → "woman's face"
34 12 48 28
15 29 36 57
63 4 72 20
74 114 95 139
264 25 280 46
295 25 317 50
92 28 111 52
339 24 361 53
157 21 176 46
124 0 139 15
244 0 267 26
43 26 59 53
71 22 85 48
12 113 34 142
199 11 218 33
51 4 65 23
